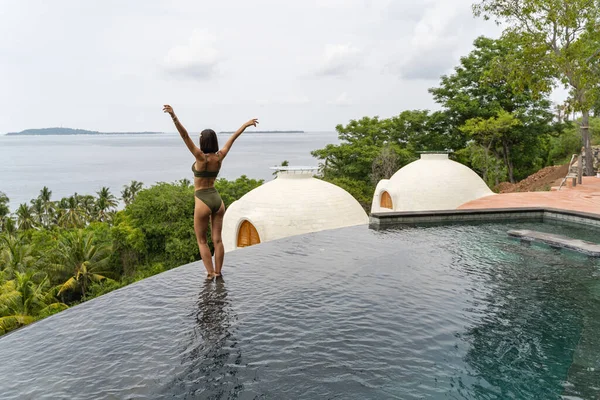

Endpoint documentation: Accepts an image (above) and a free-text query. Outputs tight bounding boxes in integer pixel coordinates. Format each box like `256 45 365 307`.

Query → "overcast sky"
0 0 513 133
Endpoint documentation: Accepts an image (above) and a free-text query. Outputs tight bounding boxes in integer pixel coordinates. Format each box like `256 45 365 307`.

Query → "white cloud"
163 30 220 80
329 92 352 106
316 44 362 76
0 1 503 133
392 1 484 80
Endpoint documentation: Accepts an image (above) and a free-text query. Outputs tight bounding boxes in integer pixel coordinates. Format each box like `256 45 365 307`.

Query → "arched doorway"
237 220 261 248
380 190 393 209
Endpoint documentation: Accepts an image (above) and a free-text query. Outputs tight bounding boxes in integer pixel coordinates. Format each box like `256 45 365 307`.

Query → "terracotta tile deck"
458 176 600 215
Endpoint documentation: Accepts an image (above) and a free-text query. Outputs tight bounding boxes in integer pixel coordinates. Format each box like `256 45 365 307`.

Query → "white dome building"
223 167 369 251
371 153 494 213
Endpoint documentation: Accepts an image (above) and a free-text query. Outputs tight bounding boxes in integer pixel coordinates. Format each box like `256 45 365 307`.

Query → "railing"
558 154 583 191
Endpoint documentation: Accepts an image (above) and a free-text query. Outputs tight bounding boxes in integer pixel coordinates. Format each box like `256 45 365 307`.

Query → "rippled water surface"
1 222 599 399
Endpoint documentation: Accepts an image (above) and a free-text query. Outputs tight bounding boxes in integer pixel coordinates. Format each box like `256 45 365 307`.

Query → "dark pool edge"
369 207 600 230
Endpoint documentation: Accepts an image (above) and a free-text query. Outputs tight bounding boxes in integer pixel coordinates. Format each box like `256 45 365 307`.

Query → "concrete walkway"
458 176 600 215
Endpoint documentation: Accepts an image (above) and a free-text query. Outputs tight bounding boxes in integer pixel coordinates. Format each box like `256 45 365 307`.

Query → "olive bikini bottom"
194 187 223 213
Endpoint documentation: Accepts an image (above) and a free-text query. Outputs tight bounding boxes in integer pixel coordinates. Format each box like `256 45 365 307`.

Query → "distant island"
218 130 304 134
6 128 164 136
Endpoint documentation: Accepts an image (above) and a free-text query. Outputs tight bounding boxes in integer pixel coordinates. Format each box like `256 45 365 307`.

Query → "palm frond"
57 277 79 295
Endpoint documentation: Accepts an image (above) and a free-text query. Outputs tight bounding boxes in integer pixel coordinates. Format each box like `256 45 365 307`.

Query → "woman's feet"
206 272 217 280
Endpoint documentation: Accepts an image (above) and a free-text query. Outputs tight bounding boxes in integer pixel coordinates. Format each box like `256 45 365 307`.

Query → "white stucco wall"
371 153 494 213
223 172 369 252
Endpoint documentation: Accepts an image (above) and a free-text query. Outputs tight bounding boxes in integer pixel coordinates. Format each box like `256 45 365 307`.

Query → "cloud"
393 2 475 80
316 44 362 76
163 30 220 80
328 92 352 106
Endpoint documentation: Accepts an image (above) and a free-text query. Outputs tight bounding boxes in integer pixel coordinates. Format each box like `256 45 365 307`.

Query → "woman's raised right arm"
219 118 258 158
163 104 203 158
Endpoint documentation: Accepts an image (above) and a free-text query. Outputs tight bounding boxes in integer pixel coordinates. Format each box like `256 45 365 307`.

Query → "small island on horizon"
6 128 164 136
218 130 304 134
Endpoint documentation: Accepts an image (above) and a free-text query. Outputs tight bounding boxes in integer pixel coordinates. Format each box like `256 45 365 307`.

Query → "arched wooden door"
380 191 393 209
237 220 261 248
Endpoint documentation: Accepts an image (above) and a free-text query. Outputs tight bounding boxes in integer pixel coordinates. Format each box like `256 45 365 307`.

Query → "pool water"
0 222 599 399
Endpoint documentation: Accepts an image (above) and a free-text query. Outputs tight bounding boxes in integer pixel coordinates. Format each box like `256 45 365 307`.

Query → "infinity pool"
0 222 599 399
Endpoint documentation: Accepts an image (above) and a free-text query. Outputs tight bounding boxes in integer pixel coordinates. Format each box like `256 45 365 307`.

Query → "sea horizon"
0 131 339 210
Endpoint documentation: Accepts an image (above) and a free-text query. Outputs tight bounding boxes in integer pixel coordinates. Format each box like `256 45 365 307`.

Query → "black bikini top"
192 152 221 178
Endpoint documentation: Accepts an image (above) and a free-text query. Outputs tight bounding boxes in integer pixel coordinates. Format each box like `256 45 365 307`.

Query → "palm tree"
121 187 131 206
15 203 36 231
121 181 143 206
30 198 45 227
96 187 117 222
77 195 96 223
38 187 54 228
0 192 9 220
0 192 10 234
58 195 85 228
1 218 16 236
0 271 67 334
0 234 37 279
53 230 113 299
177 178 191 188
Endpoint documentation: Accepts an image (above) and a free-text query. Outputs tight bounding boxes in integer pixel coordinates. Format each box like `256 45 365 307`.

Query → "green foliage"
311 114 418 182
472 0 600 174
0 177 258 336
109 213 146 276
125 182 196 266
455 143 507 188
215 176 264 208
547 124 583 165
430 35 556 182
53 229 113 299
121 181 144 206
0 192 10 229
0 271 67 334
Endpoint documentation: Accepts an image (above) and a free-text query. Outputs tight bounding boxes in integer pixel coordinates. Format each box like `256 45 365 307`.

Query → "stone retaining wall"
581 146 600 173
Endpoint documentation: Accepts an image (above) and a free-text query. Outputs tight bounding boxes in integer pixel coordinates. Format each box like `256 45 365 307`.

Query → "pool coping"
369 207 600 230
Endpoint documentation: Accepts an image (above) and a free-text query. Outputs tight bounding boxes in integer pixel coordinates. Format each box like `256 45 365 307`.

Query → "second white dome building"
371 153 494 213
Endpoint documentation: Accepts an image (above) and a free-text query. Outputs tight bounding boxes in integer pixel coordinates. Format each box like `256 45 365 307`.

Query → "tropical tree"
96 187 118 222
214 176 264 209
0 192 10 232
15 203 36 231
53 230 112 299
30 198 45 228
121 181 143 206
0 234 38 279
57 195 85 229
429 36 555 181
473 0 600 175
0 271 67 334
37 186 54 228
370 146 401 185
460 110 524 183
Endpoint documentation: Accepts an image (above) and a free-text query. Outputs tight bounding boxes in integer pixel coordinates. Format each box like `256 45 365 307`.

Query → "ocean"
0 132 339 210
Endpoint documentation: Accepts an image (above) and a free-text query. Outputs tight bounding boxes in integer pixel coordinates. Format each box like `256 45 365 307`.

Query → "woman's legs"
211 201 225 276
194 199 215 278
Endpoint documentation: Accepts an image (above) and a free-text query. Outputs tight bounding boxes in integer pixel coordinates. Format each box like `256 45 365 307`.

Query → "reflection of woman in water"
163 105 258 279
162 277 243 397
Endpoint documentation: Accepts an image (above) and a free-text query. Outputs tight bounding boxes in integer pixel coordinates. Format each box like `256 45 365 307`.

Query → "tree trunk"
581 109 594 176
501 139 515 183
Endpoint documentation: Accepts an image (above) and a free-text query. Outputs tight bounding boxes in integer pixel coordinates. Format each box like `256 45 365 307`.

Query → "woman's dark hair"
199 129 219 153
